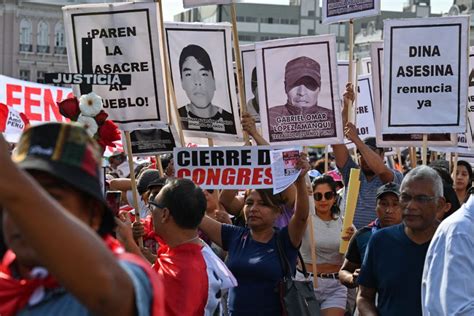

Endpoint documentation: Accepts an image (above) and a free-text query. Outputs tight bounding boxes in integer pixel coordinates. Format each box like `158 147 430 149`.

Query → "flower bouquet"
57 92 121 153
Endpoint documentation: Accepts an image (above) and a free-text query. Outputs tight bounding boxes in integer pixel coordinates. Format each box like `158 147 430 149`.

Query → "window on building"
308 10 315 17
281 18 290 24
19 69 30 81
262 17 274 24
37 71 46 83
308 29 315 35
37 21 50 53
237 16 245 22
19 19 32 52
54 22 66 54
245 16 257 23
239 35 256 42
290 19 299 25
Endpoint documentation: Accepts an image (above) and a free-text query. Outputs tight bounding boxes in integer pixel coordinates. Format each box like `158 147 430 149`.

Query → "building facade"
174 0 444 59
0 0 125 83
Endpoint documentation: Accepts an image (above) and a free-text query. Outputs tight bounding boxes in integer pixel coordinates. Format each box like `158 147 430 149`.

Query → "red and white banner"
0 103 29 142
174 146 274 189
0 75 73 124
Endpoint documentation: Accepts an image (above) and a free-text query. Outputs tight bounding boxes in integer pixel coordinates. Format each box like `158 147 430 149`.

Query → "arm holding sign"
219 189 244 216
332 83 354 169
345 123 394 183
241 112 269 146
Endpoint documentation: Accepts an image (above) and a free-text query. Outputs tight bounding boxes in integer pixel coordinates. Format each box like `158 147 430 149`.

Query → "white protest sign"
63 2 168 131
174 146 276 189
343 74 375 149
241 44 260 122
360 57 372 74
322 0 380 24
257 35 343 146
0 75 73 124
270 147 302 194
467 47 474 148
165 22 242 141
337 60 357 99
430 130 472 155
382 16 469 134
371 42 457 147
0 103 29 143
183 0 235 8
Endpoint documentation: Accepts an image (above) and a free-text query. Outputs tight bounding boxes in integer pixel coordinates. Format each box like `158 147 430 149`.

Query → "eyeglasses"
314 192 335 201
148 200 166 211
399 194 437 205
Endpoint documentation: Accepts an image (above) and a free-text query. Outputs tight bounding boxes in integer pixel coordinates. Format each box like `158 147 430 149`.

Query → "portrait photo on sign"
257 35 343 145
165 23 241 140
128 126 180 156
241 44 260 122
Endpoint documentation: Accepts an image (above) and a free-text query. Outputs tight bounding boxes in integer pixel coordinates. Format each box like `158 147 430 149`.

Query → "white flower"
77 114 98 137
79 92 102 117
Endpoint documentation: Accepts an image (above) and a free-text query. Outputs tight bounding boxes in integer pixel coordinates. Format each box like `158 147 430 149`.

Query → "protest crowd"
1 1 474 316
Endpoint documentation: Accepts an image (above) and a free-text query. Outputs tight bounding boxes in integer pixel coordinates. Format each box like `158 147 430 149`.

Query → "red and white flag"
0 103 30 143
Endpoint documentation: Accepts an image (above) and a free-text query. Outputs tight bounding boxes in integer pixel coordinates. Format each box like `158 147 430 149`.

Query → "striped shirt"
340 157 403 229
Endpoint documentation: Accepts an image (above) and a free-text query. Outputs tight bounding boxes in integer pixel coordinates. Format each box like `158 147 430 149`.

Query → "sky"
161 0 454 22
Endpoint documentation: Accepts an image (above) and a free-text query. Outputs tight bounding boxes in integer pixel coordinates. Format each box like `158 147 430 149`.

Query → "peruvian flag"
0 103 29 143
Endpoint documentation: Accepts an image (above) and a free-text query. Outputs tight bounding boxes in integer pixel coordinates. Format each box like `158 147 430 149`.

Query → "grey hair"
401 165 443 197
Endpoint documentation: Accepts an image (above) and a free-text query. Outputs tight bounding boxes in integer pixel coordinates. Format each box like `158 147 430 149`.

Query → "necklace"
178 236 200 246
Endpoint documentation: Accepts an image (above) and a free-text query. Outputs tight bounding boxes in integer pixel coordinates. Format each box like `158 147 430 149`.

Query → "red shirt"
153 240 208 316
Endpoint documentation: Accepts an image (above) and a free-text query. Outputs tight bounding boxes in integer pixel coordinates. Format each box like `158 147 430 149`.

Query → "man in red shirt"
122 178 209 315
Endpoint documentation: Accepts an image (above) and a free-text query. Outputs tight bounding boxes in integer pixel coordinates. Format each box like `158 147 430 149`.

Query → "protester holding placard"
334 84 403 228
199 153 310 315
298 175 355 316
452 160 473 204
0 123 164 315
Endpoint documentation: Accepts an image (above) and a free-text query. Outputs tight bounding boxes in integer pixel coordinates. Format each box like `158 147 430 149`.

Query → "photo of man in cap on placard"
267 56 336 142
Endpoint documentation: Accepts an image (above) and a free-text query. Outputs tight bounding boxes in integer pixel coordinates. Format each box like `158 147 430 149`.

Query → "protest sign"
241 44 260 122
360 57 372 74
431 131 472 155
370 42 457 147
382 17 469 134
63 2 168 131
467 47 474 148
322 0 380 24
174 146 276 189
165 22 242 140
183 0 235 8
0 75 73 124
256 35 343 146
0 103 29 143
354 75 375 139
270 147 302 194
128 125 180 156
337 60 357 100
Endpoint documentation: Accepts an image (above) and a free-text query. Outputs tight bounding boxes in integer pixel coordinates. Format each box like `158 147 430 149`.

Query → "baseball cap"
284 56 321 92
376 182 400 199
137 169 161 195
147 176 167 190
13 122 106 206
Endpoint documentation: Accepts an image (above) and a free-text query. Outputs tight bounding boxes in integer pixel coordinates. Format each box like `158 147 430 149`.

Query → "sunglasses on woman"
314 192 335 201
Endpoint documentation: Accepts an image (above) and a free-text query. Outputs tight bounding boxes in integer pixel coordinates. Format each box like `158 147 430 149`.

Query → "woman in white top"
299 175 355 316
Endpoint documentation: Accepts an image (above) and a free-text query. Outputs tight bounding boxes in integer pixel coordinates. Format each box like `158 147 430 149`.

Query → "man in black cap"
339 182 402 289
333 85 403 228
267 56 335 142
0 122 164 315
